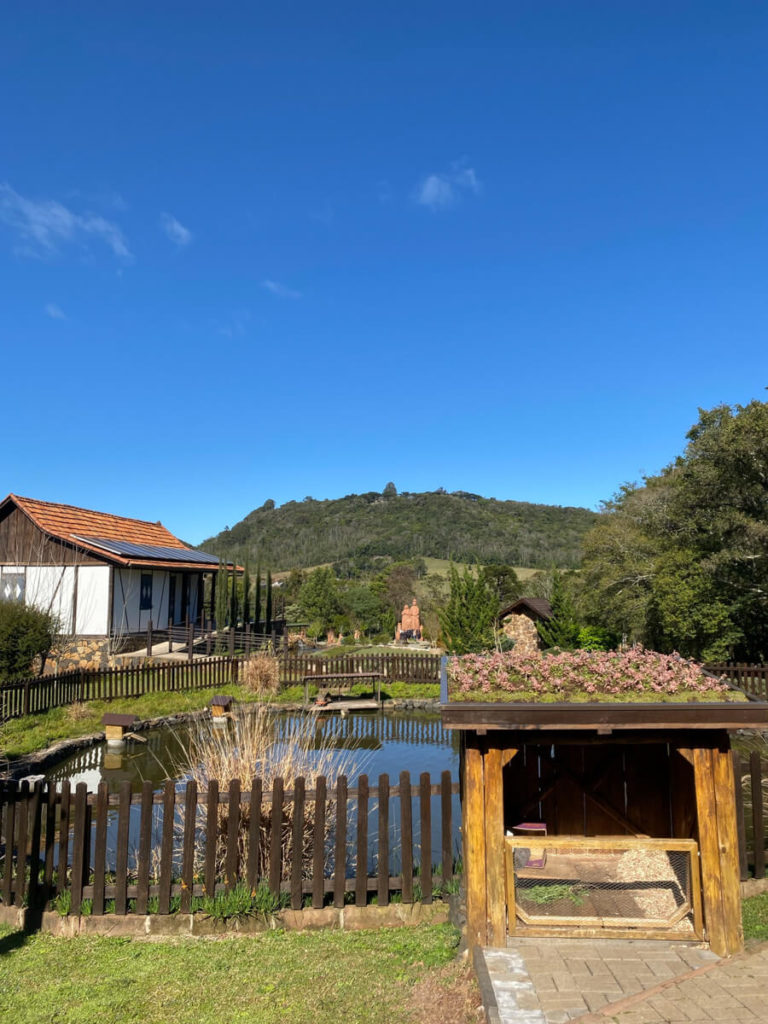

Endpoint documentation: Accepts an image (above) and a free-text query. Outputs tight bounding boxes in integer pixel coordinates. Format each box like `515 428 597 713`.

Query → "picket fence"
0 651 441 722
0 770 459 916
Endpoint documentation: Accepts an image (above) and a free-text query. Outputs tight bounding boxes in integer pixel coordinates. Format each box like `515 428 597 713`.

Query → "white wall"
76 566 110 635
112 568 170 634
26 566 75 633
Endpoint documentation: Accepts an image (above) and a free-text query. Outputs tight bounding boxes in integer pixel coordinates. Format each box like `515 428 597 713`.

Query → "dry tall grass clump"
66 701 90 723
173 707 368 884
241 649 280 696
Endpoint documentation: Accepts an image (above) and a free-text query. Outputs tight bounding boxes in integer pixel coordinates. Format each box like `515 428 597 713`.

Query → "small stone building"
498 597 552 653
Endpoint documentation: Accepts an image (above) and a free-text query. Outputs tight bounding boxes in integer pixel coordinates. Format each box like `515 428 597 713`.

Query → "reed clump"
241 649 280 696
173 706 366 885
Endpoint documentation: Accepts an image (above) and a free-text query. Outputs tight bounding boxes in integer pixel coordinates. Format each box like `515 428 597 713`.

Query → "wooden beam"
463 737 487 950
501 746 519 767
712 742 743 955
442 703 768 731
693 747 728 955
483 744 506 946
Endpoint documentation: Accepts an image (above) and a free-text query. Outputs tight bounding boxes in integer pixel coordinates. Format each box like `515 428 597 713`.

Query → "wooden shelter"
441 667 768 957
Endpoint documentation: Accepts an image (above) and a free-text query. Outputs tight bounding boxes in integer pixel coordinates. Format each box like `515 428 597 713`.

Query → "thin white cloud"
161 212 193 247
415 161 481 211
44 303 66 320
418 174 455 209
0 183 132 260
261 279 301 300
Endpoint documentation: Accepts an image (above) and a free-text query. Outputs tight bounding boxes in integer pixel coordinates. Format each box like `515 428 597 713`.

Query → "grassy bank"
0 680 440 761
0 923 471 1024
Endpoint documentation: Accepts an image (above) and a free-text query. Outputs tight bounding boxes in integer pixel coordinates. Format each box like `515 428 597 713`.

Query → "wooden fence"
0 771 459 916
0 652 442 722
733 749 768 881
709 663 768 701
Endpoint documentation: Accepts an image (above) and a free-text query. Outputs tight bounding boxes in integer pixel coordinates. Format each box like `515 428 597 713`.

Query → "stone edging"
5 698 441 780
741 876 768 898
0 898 450 939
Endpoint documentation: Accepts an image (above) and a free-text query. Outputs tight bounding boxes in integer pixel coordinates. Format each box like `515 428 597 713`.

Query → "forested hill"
199 489 598 570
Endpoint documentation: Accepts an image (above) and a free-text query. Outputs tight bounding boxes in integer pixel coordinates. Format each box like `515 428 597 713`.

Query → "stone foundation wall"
47 637 112 672
500 612 543 654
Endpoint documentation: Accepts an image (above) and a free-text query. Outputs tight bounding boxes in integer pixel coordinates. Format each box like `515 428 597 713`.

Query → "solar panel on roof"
74 536 220 565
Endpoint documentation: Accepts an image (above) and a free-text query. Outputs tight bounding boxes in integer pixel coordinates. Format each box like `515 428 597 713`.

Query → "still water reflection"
45 709 459 793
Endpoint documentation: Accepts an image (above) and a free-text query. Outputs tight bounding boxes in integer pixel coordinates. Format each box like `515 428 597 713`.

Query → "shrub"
241 649 280 696
577 626 615 652
0 599 59 680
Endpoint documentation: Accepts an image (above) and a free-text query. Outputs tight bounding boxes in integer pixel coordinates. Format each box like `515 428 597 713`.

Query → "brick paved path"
480 938 768 1024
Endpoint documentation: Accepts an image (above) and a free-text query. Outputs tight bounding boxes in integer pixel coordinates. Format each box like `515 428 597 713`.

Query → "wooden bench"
302 672 382 708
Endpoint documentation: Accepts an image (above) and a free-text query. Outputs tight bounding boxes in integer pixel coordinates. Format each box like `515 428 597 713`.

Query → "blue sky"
1 2 766 545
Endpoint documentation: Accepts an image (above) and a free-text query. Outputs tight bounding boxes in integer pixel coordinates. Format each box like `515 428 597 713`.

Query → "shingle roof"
2 494 223 571
498 597 553 621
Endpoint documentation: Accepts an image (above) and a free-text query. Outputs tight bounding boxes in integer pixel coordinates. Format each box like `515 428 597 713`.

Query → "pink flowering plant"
447 645 737 703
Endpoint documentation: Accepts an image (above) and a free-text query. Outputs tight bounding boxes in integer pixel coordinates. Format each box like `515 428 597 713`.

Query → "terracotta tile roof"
2 494 224 570
11 494 187 549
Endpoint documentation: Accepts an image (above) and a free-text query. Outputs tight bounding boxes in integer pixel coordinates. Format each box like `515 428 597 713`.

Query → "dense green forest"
199 488 597 571
576 400 768 663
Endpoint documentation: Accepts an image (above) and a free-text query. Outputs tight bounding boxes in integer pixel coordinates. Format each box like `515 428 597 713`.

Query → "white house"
0 494 226 649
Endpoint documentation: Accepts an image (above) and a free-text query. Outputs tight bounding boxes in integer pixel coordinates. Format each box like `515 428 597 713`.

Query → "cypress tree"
242 557 251 626
265 569 273 634
215 558 228 632
230 566 238 628
254 563 262 633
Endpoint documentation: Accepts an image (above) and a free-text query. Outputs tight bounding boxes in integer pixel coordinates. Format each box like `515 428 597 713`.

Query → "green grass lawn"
0 923 462 1024
0 681 440 760
743 892 768 942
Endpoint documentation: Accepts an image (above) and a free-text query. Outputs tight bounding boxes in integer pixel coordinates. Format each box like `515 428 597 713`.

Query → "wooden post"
146 619 153 657
484 743 506 946
463 735 487 949
712 742 743 954
168 615 173 654
693 739 744 956
751 752 765 878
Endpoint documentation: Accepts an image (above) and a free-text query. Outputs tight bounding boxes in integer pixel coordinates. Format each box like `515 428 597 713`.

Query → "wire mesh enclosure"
505 836 703 939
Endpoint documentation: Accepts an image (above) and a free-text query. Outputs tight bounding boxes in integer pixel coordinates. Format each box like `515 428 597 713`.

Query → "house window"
140 574 153 611
1 570 25 603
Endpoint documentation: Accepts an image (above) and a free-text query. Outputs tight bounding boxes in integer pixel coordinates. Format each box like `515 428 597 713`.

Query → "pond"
45 708 459 794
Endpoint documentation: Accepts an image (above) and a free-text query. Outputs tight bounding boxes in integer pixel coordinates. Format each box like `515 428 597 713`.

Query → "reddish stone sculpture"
396 599 422 640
